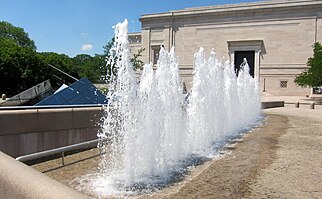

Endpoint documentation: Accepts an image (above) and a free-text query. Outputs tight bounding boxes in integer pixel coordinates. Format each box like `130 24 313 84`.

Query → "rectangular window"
280 81 288 88
313 86 322 94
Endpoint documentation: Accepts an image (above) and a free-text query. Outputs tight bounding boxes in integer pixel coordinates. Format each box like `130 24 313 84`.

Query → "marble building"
129 0 322 96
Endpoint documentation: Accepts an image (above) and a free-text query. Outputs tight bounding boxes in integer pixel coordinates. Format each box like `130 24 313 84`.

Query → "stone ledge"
0 107 103 157
0 151 88 199
261 101 285 109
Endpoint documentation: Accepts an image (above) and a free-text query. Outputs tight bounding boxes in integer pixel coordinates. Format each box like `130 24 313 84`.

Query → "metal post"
295 101 299 108
310 102 315 109
61 152 65 166
263 78 266 92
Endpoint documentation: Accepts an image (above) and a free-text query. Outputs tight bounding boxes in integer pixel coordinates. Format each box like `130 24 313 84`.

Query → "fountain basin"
2 113 285 199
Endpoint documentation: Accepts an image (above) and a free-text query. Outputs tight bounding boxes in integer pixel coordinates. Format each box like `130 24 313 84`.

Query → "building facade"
129 0 322 96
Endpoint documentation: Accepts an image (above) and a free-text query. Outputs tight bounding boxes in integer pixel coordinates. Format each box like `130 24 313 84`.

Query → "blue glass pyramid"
35 78 107 106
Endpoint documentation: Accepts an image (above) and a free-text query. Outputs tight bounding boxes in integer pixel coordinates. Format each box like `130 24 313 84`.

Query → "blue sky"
0 0 263 57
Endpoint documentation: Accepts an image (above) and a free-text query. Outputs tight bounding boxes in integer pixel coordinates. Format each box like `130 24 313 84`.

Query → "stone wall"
0 107 103 157
135 0 322 96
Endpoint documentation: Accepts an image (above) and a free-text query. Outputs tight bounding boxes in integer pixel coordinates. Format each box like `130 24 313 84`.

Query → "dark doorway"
234 51 255 77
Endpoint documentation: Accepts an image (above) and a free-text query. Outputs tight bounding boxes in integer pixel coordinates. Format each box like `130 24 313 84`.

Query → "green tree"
72 54 103 82
38 52 78 86
102 38 145 81
103 37 115 56
0 21 36 50
0 38 44 95
102 37 116 81
131 48 145 70
0 21 49 95
295 42 322 87
38 52 74 74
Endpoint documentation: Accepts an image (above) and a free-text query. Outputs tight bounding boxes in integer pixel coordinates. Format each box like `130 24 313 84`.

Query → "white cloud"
80 32 88 37
81 44 93 51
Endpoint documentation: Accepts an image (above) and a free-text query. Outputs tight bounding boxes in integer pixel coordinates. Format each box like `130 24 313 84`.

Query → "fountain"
75 19 261 197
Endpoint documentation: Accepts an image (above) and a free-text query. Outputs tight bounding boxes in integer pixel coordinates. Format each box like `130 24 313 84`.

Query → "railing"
0 104 105 110
16 138 107 166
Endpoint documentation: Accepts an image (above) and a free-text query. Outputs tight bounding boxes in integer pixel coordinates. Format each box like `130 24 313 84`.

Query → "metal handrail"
16 138 106 166
0 104 106 111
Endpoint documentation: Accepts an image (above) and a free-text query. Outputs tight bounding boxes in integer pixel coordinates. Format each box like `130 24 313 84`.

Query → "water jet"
76 19 261 197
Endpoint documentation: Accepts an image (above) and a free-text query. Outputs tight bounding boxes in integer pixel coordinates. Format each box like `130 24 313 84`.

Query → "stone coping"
0 151 88 199
140 0 322 19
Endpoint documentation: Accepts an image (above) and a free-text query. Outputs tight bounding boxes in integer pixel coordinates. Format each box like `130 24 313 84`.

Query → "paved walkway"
261 92 322 104
245 106 322 198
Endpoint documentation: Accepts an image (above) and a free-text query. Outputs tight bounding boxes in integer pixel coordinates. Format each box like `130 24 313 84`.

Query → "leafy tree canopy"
0 21 36 50
103 37 115 56
131 48 145 71
295 42 322 87
72 54 104 82
0 38 44 95
0 21 146 96
102 37 145 82
38 52 75 74
38 52 80 87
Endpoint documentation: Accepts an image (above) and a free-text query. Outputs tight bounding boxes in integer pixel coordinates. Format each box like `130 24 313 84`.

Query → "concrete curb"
261 101 284 109
0 151 88 199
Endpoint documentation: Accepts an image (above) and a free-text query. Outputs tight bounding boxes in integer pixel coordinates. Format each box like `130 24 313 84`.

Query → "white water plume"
90 19 261 197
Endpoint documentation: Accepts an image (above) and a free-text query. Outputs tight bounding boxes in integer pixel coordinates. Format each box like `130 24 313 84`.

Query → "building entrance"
234 51 255 77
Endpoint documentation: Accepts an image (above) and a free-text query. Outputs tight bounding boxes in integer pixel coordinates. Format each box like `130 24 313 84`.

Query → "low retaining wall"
261 101 285 109
0 107 104 157
0 151 88 198
0 102 286 158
